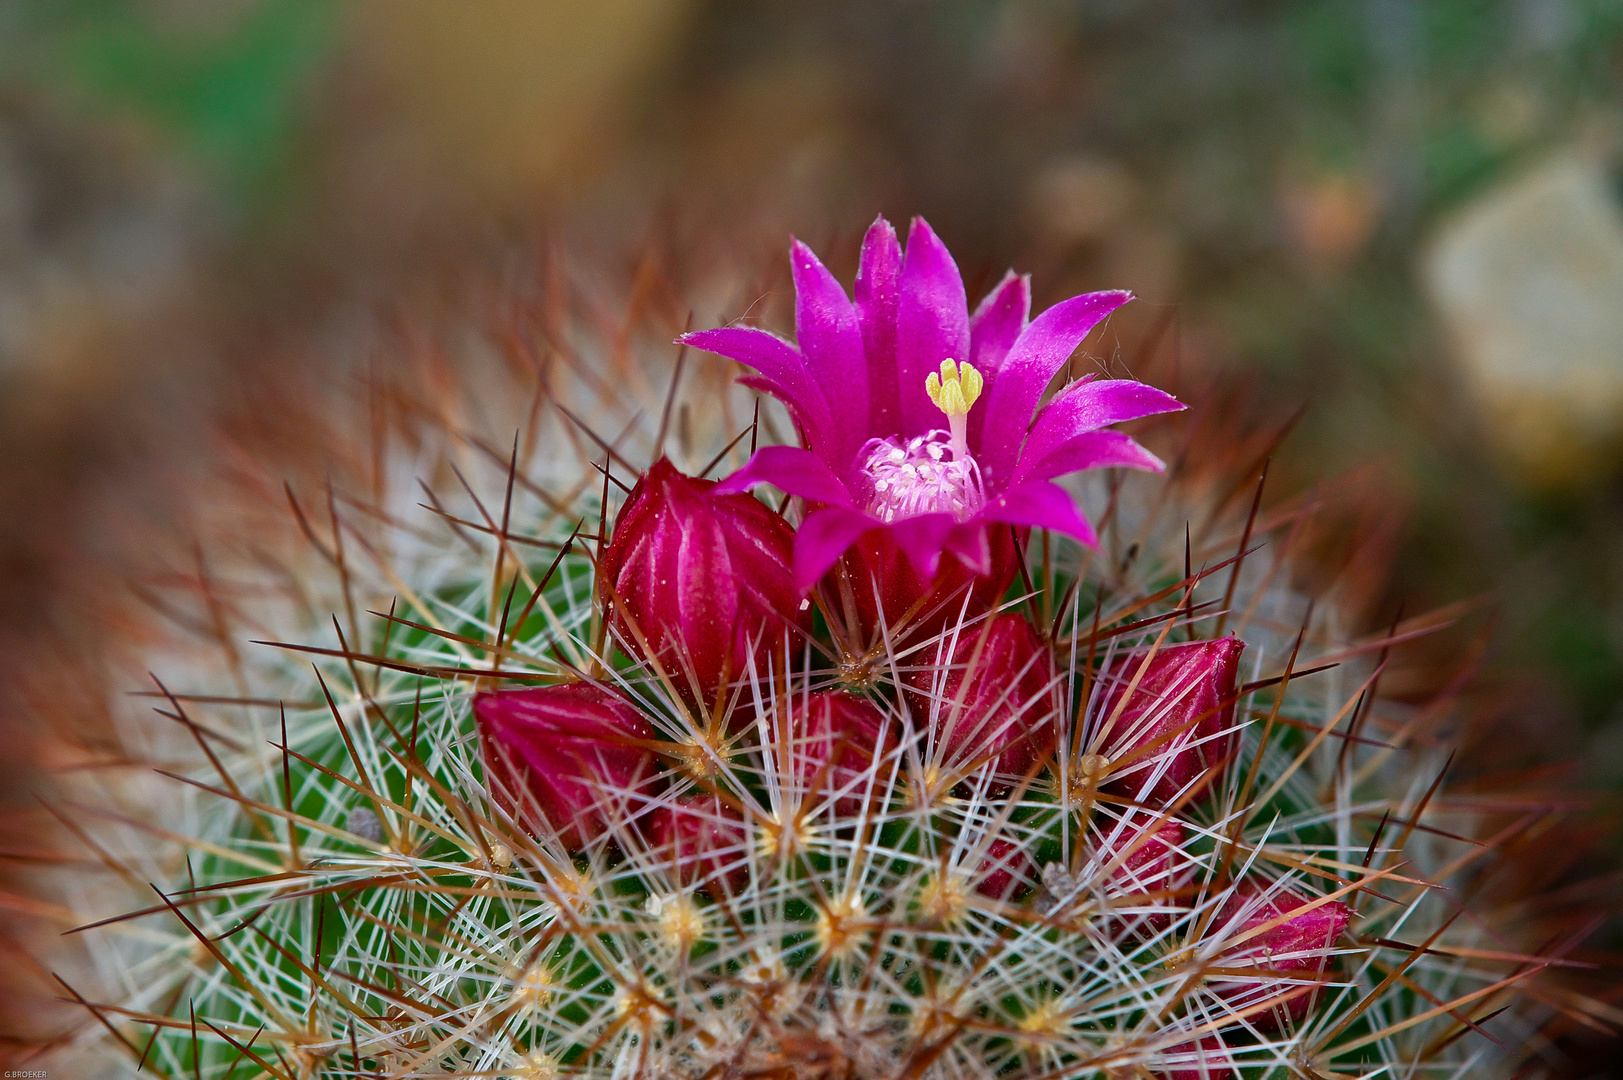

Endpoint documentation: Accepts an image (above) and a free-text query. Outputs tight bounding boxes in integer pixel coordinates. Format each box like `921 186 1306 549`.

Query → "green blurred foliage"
1 0 341 213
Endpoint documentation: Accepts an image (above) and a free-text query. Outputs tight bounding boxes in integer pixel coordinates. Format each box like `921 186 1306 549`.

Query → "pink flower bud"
1210 882 1352 1028
837 524 1021 642
600 458 806 704
974 836 1033 899
788 691 893 815
1094 636 1244 809
1156 1035 1236 1080
1102 815 1186 930
474 683 657 849
647 794 749 896
907 614 1059 784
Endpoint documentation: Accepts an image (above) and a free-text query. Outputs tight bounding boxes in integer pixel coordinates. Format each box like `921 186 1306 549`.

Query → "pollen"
925 359 983 418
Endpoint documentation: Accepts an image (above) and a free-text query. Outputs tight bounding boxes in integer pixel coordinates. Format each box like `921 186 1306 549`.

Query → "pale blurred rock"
1425 153 1623 484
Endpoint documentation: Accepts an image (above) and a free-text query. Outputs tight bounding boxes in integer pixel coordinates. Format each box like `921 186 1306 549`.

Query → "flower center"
858 433 986 521
857 359 988 523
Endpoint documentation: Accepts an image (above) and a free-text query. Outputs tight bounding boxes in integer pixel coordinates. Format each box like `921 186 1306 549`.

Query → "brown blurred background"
4 1 1623 803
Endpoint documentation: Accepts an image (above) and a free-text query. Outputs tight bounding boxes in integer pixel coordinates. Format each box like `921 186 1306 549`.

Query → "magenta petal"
856 216 903 437
791 239 868 461
886 512 959 581
966 271 1031 455
976 290 1133 488
1014 430 1166 486
794 506 881 591
968 271 1031 375
895 219 971 439
942 522 992 576
715 446 856 508
976 481 1098 546
1020 378 1184 474
680 326 834 457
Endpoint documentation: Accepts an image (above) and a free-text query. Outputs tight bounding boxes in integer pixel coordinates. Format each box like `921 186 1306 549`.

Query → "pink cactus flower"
682 217 1183 633
600 457 808 705
474 683 657 849
646 793 749 896
908 613 1059 784
1094 636 1245 809
1210 881 1352 1028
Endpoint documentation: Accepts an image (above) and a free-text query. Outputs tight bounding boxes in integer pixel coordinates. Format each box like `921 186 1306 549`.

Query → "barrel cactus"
17 218 1602 1079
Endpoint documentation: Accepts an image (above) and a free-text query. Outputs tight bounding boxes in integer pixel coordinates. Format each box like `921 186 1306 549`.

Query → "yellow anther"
925 358 983 418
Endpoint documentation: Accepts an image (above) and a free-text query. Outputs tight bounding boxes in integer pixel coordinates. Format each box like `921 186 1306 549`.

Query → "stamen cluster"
857 431 985 522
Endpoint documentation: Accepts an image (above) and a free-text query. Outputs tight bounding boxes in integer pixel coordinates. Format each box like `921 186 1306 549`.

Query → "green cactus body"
28 250 1577 1080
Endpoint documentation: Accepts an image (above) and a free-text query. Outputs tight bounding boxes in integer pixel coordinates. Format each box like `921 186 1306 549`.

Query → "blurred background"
3 0 1623 820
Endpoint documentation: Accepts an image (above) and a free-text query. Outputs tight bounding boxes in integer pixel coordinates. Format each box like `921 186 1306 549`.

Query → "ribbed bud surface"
600 458 806 704
787 690 892 815
646 793 748 896
1096 635 1244 808
908 613 1059 784
474 683 656 849
1212 882 1353 1027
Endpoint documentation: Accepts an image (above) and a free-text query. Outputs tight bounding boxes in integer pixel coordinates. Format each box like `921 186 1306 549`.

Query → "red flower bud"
600 458 807 705
836 523 1021 642
1102 815 1187 930
647 794 749 896
784 691 893 815
907 614 1059 784
1210 882 1351 1028
474 683 657 849
1094 636 1244 809
1156 1036 1236 1080
974 836 1033 900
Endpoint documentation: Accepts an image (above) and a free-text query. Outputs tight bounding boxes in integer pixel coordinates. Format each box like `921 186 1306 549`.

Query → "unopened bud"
1094 636 1244 808
1210 881 1352 1028
974 836 1033 900
646 794 748 897
1100 815 1186 932
1156 1035 1236 1080
839 524 1021 643
787 691 893 815
475 682 657 850
908 614 1059 785
600 458 806 705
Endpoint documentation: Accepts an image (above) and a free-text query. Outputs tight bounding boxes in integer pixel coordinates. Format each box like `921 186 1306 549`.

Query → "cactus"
17 223 1603 1079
